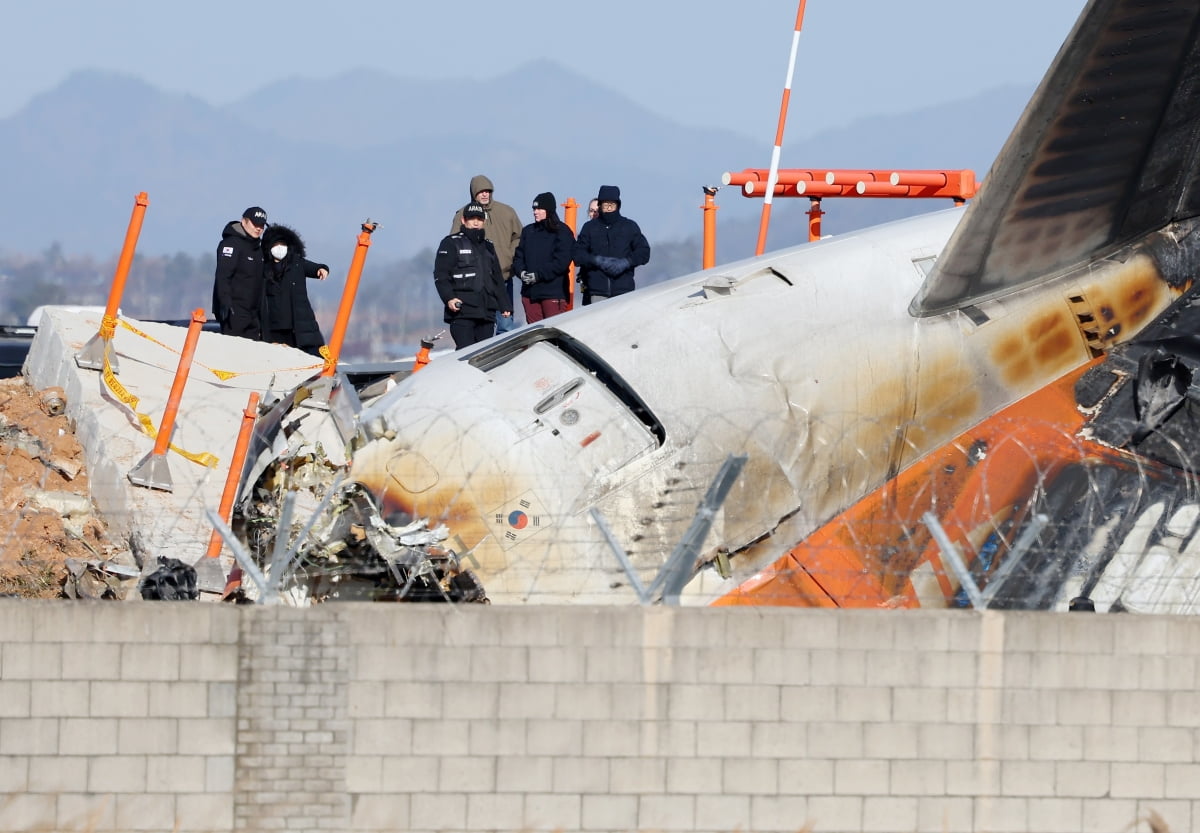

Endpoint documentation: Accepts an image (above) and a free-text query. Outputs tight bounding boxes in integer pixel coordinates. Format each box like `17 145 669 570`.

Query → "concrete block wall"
1 602 1198 833
0 602 238 832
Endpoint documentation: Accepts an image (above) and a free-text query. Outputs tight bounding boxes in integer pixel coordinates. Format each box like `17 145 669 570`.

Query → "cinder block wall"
1 603 1197 833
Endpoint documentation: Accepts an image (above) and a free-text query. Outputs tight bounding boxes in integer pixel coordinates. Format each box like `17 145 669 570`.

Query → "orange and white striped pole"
754 0 808 256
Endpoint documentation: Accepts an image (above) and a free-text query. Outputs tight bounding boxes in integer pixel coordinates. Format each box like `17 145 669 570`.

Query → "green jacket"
449 174 524 279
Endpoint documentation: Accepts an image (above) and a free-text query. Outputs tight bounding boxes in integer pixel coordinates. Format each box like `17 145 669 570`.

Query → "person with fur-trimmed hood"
449 174 523 331
259 224 330 356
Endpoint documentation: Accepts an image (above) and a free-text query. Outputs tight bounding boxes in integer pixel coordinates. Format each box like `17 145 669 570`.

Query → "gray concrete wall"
0 603 1196 833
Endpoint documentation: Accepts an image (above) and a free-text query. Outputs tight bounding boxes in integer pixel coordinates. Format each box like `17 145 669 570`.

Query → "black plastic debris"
139 556 199 601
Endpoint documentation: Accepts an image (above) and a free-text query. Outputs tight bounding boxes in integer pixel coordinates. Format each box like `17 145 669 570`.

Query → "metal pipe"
321 221 377 377
702 186 719 269
76 191 149 371
754 0 808 256
563 197 578 310
204 391 261 558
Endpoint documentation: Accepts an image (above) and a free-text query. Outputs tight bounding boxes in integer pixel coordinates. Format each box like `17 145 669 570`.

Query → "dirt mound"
0 376 123 598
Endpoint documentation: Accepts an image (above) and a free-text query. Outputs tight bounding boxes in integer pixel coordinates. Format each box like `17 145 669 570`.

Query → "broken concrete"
23 308 327 578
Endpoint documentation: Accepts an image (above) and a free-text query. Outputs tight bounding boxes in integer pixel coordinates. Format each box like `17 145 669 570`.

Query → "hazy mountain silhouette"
0 64 1032 268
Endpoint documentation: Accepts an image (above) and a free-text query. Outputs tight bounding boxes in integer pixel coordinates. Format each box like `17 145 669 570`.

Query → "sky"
1 1 1089 143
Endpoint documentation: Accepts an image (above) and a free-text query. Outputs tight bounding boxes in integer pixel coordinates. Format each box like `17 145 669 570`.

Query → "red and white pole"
754 0 808 256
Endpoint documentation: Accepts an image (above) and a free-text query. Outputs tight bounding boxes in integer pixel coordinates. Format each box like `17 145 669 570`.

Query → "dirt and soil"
0 376 122 598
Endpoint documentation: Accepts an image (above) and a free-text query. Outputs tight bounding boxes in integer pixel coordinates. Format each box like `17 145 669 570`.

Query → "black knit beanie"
532 192 557 215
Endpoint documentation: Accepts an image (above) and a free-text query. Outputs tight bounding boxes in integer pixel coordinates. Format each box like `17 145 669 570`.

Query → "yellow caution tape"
116 318 320 380
98 338 219 468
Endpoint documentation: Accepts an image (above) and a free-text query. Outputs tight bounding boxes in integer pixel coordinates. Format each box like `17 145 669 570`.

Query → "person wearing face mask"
258 224 330 355
572 185 650 303
213 206 269 338
434 201 512 349
512 192 575 322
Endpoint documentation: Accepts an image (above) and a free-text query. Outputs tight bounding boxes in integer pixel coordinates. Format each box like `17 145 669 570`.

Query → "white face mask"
270 244 288 260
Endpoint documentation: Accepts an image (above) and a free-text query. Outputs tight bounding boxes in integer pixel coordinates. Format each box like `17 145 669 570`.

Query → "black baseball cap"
242 206 268 228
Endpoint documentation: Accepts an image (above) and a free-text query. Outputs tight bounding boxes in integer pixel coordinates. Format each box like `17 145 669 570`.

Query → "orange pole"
702 187 719 269
413 337 435 373
563 198 578 311
204 391 261 559
807 198 824 242
99 192 149 339
754 0 808 256
150 309 206 456
321 221 377 378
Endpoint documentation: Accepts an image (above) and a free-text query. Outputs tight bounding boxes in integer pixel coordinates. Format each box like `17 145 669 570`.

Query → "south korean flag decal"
221 246 234 257
486 491 551 550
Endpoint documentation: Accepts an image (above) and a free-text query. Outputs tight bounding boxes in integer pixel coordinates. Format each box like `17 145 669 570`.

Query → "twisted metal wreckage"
228 0 1200 611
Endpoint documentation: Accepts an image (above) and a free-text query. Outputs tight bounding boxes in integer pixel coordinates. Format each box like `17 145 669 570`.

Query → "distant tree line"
0 237 702 361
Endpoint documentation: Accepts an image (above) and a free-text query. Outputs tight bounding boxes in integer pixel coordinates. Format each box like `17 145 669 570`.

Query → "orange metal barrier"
204 391 261 559
127 309 206 491
708 167 979 252
563 198 578 310
702 187 719 269
76 191 149 371
321 221 378 378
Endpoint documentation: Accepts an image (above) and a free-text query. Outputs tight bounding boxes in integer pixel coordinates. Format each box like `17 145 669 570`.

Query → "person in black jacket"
212 206 269 338
512 192 575 323
259 224 330 356
572 185 651 303
434 201 513 349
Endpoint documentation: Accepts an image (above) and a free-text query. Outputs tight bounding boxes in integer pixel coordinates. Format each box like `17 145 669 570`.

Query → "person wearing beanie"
258 223 331 356
434 200 513 349
448 174 523 332
512 191 576 323
572 184 651 303
212 205 269 338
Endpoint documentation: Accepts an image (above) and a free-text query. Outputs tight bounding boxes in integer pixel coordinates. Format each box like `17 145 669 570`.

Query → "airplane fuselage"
347 208 1183 603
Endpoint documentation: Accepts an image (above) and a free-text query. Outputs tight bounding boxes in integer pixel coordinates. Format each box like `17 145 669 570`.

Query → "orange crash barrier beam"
728 168 978 203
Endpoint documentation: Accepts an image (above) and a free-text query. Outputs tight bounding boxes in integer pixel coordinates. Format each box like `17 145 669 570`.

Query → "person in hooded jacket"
435 201 513 349
212 206 268 338
572 185 651 303
259 224 330 356
512 192 575 323
449 174 523 331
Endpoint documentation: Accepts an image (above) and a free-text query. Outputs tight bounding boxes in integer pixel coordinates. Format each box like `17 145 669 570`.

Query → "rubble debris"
61 558 138 600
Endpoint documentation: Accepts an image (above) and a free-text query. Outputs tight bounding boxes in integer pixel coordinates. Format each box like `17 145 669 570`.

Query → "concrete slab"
23 309 326 575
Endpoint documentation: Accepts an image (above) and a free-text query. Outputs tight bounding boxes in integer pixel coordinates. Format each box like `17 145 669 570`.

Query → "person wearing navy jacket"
572 185 651 303
512 192 575 322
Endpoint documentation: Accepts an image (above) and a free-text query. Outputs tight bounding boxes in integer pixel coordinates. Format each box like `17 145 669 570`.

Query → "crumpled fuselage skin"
347 209 1194 604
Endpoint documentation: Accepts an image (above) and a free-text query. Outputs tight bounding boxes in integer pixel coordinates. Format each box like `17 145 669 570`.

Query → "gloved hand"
595 256 630 277
520 270 538 285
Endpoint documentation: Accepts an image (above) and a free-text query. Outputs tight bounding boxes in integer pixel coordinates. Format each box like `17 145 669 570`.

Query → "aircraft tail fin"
913 0 1200 316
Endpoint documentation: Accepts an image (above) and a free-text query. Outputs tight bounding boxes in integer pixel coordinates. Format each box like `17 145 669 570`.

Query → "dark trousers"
522 297 568 323
449 318 495 349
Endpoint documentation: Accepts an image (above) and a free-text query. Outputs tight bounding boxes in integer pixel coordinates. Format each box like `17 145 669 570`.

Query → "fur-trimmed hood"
261 224 306 260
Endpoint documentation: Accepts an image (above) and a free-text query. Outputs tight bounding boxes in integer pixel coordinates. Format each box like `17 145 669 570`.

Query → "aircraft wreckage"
231 0 1200 612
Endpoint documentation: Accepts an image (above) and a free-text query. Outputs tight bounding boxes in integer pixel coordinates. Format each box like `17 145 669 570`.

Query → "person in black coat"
434 201 513 349
212 206 268 338
259 224 330 356
572 185 651 303
512 192 575 323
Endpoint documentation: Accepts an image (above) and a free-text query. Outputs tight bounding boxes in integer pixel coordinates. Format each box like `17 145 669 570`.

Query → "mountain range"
0 61 1033 270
